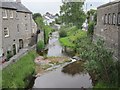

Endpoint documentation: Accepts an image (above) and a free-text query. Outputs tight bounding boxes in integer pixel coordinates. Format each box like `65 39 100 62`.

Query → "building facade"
0 0 36 62
94 1 120 60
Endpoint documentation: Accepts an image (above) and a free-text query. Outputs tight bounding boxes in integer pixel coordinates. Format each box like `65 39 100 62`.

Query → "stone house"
93 0 120 60
0 0 36 62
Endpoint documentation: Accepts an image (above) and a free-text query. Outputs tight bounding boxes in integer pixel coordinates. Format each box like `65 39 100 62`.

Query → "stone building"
0 0 36 62
94 0 120 60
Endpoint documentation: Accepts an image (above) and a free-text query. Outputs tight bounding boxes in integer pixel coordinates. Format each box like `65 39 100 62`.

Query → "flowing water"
47 31 64 57
33 31 93 88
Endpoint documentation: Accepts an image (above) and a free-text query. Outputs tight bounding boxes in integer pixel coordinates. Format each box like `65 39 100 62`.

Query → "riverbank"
2 50 38 88
34 56 71 77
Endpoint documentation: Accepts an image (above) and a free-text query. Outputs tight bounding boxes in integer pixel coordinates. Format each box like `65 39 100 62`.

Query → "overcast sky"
21 0 115 15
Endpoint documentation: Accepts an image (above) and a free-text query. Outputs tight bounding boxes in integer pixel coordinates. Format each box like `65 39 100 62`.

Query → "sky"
21 0 115 15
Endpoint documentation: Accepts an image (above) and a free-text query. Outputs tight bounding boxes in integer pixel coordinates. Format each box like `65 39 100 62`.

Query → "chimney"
16 0 21 3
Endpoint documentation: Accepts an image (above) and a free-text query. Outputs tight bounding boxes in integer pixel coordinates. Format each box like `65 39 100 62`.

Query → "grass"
2 50 38 88
59 26 87 48
0 71 2 89
59 37 75 47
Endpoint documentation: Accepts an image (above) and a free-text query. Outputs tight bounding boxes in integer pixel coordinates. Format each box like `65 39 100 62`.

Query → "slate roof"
0 2 32 13
98 0 120 9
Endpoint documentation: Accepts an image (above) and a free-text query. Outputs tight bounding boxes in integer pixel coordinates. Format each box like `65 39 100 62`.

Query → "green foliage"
36 40 45 52
44 25 53 44
35 17 45 30
60 37 75 47
60 2 86 28
59 29 67 38
87 21 95 36
2 50 38 88
33 13 53 44
76 37 118 87
59 26 87 48
33 13 42 20
87 9 97 24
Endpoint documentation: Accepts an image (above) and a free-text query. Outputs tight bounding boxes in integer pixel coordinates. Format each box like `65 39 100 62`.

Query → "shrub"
87 21 95 36
36 40 45 52
76 38 118 87
59 30 67 38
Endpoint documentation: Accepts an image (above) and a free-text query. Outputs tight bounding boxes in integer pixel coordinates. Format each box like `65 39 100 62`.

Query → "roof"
0 2 32 13
98 0 120 9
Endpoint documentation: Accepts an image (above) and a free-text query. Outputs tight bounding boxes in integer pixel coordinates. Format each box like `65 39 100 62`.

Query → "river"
33 31 93 88
47 31 64 57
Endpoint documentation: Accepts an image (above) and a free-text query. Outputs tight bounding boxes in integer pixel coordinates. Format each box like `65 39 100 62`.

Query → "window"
108 13 111 24
104 14 107 24
10 10 13 18
118 13 120 25
2 9 7 18
112 13 116 25
25 13 27 19
25 24 27 31
4 28 9 37
17 24 19 32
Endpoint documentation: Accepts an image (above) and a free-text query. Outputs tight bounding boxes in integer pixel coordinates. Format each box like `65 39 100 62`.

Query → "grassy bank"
2 50 38 88
59 26 87 52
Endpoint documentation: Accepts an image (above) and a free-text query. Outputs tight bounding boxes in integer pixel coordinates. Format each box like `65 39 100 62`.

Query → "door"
13 44 16 55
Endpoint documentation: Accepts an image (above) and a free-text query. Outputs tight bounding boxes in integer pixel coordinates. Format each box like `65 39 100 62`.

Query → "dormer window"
10 10 13 18
2 9 7 18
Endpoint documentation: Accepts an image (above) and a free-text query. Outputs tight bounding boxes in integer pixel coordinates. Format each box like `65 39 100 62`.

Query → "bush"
36 40 45 52
87 21 95 36
59 30 67 38
76 38 118 87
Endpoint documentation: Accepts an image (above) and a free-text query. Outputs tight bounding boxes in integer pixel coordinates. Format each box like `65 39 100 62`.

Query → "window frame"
25 24 28 31
17 24 19 32
4 27 9 38
118 12 120 25
9 10 13 18
104 14 107 24
112 13 116 25
108 13 111 25
2 9 7 18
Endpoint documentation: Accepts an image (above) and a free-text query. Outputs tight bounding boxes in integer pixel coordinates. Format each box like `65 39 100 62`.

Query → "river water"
47 31 64 57
33 31 93 88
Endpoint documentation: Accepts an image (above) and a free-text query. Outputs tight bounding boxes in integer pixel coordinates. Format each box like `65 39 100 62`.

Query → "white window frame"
4 27 9 37
10 10 13 18
2 9 7 18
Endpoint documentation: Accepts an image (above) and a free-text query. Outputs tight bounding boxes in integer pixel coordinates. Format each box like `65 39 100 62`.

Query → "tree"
60 2 86 29
33 13 42 20
87 9 97 24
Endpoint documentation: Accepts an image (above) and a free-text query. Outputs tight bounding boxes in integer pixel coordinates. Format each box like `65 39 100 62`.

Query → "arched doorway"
19 39 24 49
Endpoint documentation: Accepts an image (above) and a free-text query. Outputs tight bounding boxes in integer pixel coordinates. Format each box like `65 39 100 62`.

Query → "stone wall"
94 2 120 60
